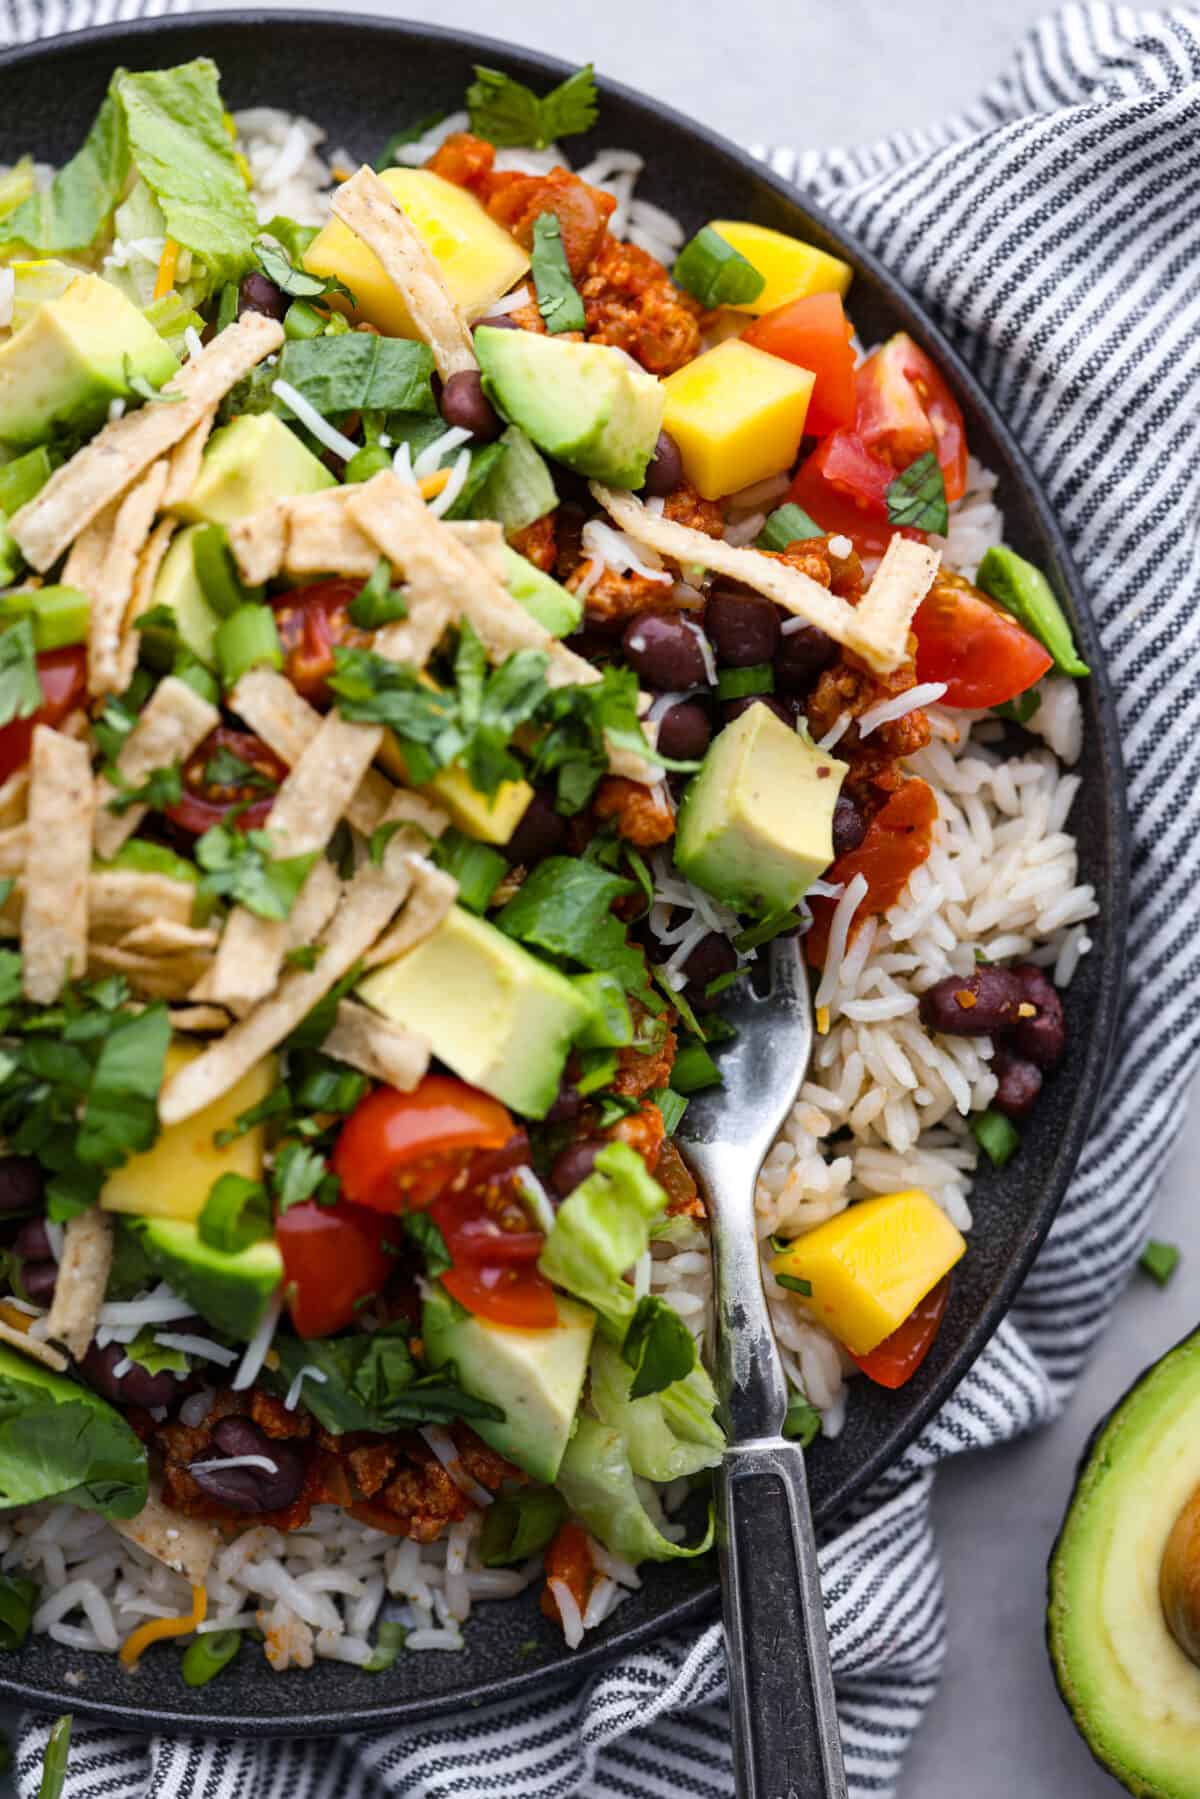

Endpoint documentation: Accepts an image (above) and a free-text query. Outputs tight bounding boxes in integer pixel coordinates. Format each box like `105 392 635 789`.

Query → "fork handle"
717 1437 848 1799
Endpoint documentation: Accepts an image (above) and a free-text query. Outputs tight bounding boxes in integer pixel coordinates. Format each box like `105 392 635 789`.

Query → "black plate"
0 12 1128 1735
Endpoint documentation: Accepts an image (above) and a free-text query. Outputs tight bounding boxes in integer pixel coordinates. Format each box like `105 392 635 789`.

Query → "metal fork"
677 933 848 1799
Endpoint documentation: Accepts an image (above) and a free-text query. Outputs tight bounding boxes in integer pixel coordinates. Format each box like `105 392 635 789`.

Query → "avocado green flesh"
1049 1330 1200 1797
475 327 665 489
502 545 582 638
422 1288 595 1483
143 523 222 666
169 411 335 526
129 1218 282 1341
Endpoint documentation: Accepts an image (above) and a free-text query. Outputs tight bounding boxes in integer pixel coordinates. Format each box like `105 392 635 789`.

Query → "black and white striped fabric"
7 3 1200 1794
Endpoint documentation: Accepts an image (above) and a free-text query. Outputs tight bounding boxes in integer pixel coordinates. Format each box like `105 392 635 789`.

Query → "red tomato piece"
788 431 920 560
913 578 1053 708
850 1277 950 1388
271 578 367 704
806 779 940 967
855 334 968 502
430 1144 557 1329
540 1521 595 1622
0 645 86 784
276 1196 398 1338
164 725 288 837
743 293 857 436
331 1075 515 1215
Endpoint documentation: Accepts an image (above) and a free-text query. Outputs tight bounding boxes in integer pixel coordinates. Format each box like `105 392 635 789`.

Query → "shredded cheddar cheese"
119 1584 207 1670
418 467 452 501
153 239 180 301
0 1302 32 1334
815 1005 830 1035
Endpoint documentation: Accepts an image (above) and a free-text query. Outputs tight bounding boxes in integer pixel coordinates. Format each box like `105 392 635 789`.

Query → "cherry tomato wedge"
806 778 939 967
276 1196 398 1338
332 1075 515 1215
0 645 86 784
271 579 368 704
855 334 968 503
850 1278 950 1388
429 1141 557 1328
164 725 287 837
788 432 922 561
743 293 857 436
913 575 1053 708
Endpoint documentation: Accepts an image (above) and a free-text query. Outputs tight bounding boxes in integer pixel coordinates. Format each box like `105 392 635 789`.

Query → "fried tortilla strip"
10 314 285 572
62 496 117 598
207 715 383 1008
0 770 29 829
230 490 510 588
228 668 403 837
168 1003 232 1035
88 942 213 999
0 1319 67 1373
120 920 219 957
853 535 941 668
0 826 25 878
113 1487 218 1586
322 999 430 1090
590 483 922 674
45 1208 114 1361
333 166 476 379
22 726 93 1004
119 514 178 690
230 499 290 587
88 871 196 943
362 854 458 967
89 459 170 697
162 411 216 510
159 808 433 1124
94 674 220 860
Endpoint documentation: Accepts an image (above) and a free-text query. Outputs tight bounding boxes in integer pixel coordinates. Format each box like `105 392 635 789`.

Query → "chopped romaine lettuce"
0 1344 147 1519
537 1140 667 1339
555 1416 714 1563
589 1338 723 1482
1 94 129 255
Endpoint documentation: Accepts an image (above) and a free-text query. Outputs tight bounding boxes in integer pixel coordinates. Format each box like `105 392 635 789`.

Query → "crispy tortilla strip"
89 460 171 697
23 726 93 1004
45 1208 113 1361
0 770 28 829
228 668 401 837
0 825 24 878
62 495 117 598
162 412 216 510
94 674 221 860
590 483 925 674
450 519 507 581
119 920 219 956
10 314 285 572
363 854 458 968
229 499 290 587
113 1487 218 1586
87 941 212 998
852 535 941 669
333 166 476 380
202 854 343 1014
323 999 430 1090
0 1319 67 1373
89 871 195 943
120 513 178 691
230 489 511 589
168 1003 232 1035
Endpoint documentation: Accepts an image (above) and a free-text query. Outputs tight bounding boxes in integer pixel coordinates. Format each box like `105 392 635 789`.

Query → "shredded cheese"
152 238 180 301
0 1301 33 1335
417 466 452 501
119 1584 207 1670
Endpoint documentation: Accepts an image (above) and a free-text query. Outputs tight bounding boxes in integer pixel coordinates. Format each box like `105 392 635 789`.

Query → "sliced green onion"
0 444 56 516
716 663 774 701
756 502 823 552
970 1107 1020 1169
530 211 585 334
735 910 802 953
576 1047 618 1096
215 283 240 336
991 688 1041 726
181 1628 241 1687
704 966 750 998
0 585 88 651
0 1573 37 1651
284 299 328 341
775 1272 812 1296
671 1042 723 1094
172 652 221 708
1139 1239 1181 1288
782 1391 822 1446
193 523 262 619
345 445 395 485
479 1488 568 1567
975 545 1090 678
364 1617 409 1672
672 226 766 308
38 1714 72 1799
647 1085 688 1135
433 828 507 913
198 1173 271 1254
348 557 408 627
215 605 283 689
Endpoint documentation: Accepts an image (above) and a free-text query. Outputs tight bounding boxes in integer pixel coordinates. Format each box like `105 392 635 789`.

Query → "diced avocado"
376 731 533 845
358 904 592 1117
1048 1330 1200 1798
675 705 847 914
0 1341 147 1519
502 545 582 638
169 412 336 526
0 274 178 449
470 425 557 536
422 1286 595 1483
475 328 666 489
128 1217 283 1341
141 524 222 667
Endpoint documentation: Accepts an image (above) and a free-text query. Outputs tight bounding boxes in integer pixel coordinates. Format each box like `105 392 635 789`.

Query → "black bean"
722 694 796 728
544 1081 583 1125
0 1156 42 1216
775 623 838 691
991 1049 1043 1120
189 1417 307 1515
504 790 567 865
20 1261 57 1305
832 793 868 858
705 586 781 666
549 1140 602 1199
1008 965 1067 1068
656 700 712 763
439 369 502 442
12 1218 51 1263
643 430 683 497
918 968 1028 1038
682 931 739 1014
622 611 711 692
237 272 288 323
80 1339 188 1412
474 313 521 332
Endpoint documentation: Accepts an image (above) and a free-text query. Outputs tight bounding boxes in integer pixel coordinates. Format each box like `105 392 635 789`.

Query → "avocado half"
1048 1329 1200 1796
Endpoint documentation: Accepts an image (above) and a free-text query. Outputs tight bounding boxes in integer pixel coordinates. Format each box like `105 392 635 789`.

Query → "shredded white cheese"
857 682 948 737
284 1364 329 1411
428 447 472 519
231 1293 284 1392
413 427 473 479
155 1333 239 1366
191 1454 280 1475
270 377 359 463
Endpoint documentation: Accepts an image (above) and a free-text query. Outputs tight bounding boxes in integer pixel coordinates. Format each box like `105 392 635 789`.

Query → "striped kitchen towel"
8 3 1200 1795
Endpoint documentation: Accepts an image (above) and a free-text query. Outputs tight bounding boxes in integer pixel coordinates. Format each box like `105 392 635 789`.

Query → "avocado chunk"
128 1217 283 1341
169 412 336 526
475 327 666 489
0 1341 147 1518
502 545 582 638
422 1286 595 1483
675 705 847 914
358 904 592 1118
139 523 223 667
1049 1330 1200 1798
0 274 178 449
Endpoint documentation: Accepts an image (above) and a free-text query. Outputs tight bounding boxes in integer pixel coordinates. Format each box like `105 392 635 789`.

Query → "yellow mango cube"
662 338 814 501
709 220 853 315
771 1188 966 1357
304 168 530 337
376 730 532 845
100 1044 276 1224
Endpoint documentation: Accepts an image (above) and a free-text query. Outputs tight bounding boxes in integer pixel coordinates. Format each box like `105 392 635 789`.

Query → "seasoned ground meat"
655 1138 705 1218
568 560 675 623
579 235 702 375
423 130 495 195
604 1097 666 1172
509 512 557 572
805 653 932 793
612 1005 677 1098
663 480 726 539
593 775 676 846
765 535 867 603
486 169 616 277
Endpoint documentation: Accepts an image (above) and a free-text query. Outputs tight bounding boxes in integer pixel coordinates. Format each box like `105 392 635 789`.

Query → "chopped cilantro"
885 452 948 534
272 1140 339 1212
105 760 183 817
0 619 44 731
254 236 355 307
195 821 319 922
531 211 584 333
466 63 597 149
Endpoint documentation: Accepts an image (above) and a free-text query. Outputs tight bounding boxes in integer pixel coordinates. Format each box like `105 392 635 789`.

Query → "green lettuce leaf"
494 856 652 1003
589 1337 723 1482
555 1415 714 1563
0 1346 147 1519
270 1326 504 1434
537 1141 666 1339
0 94 129 255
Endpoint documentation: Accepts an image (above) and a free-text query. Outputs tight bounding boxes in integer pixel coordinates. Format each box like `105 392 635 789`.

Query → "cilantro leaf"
466 64 597 150
531 212 584 333
495 856 653 1002
105 760 183 817
621 1294 697 1399
271 1140 339 1212
271 1324 503 1433
75 1002 171 1168
0 619 44 731
348 558 409 629
885 451 948 534
254 236 355 307
402 1212 451 1278
202 745 277 793
195 822 319 921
